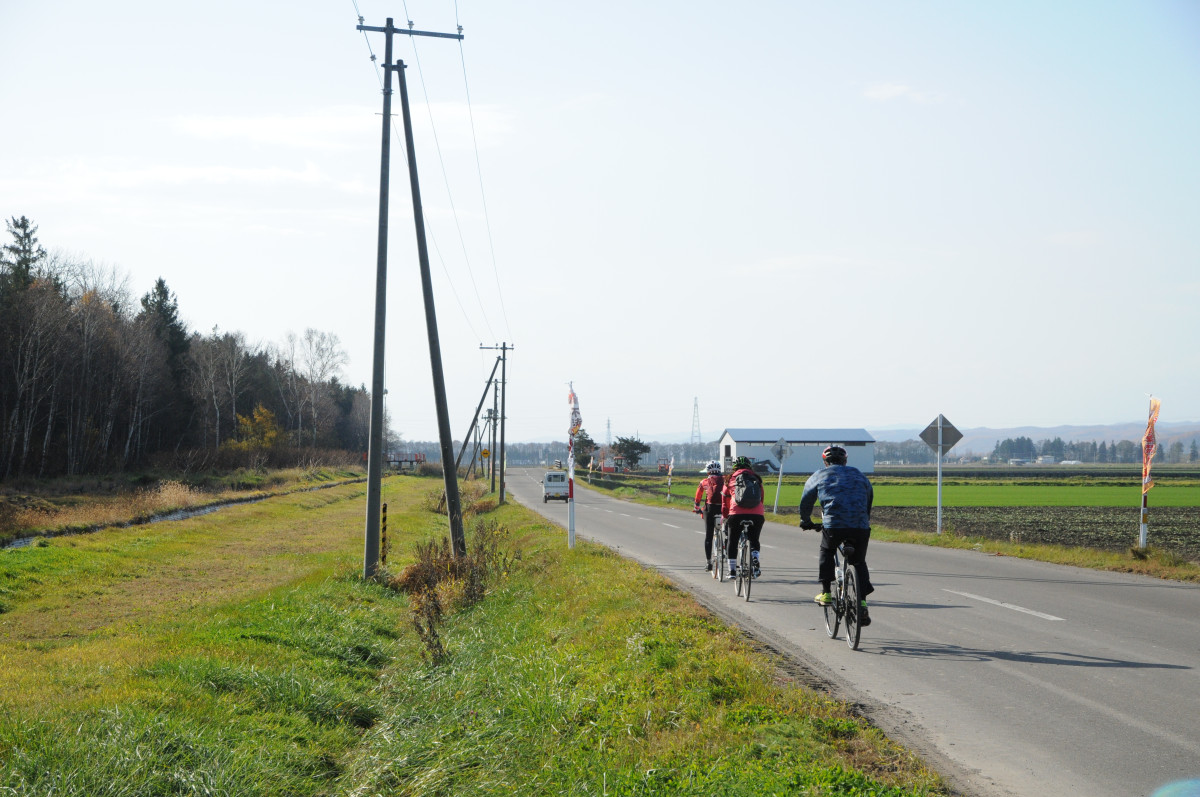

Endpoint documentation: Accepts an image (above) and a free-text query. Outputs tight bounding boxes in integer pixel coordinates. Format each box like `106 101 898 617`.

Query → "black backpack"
733 471 762 508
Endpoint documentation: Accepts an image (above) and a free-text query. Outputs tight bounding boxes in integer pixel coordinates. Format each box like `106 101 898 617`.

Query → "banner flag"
568 386 582 437
567 384 582 483
1142 397 1161 495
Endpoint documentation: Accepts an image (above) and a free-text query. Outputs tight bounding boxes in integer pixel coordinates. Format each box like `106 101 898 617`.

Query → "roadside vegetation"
0 474 946 795
576 471 1200 582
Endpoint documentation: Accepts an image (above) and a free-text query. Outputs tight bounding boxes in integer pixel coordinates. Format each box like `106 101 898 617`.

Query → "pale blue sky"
2 1 1197 442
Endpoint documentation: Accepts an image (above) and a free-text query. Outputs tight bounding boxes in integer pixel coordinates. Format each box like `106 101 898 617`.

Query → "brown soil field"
871 506 1200 562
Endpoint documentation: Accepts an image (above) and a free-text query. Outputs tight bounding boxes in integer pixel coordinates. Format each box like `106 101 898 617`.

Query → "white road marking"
943 589 1065 621
637 517 650 521
618 513 631 517
762 544 777 549
663 523 680 529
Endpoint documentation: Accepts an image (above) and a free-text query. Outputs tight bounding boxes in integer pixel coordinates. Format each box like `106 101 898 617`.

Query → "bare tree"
270 333 306 443
188 331 224 449
299 328 347 446
2 279 68 477
216 331 250 431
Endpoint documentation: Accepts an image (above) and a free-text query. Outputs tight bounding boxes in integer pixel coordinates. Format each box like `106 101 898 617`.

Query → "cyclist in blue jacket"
800 445 875 625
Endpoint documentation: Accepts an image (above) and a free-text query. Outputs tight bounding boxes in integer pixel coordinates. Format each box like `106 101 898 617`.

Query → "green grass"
868 483 1200 507
0 476 944 796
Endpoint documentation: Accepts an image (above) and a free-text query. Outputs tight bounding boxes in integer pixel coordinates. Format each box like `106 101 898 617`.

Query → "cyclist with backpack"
721 455 765 580
693 460 725 571
800 445 875 626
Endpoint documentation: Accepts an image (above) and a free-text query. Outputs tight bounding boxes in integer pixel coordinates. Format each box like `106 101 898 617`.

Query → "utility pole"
357 17 467 572
490 380 498 492
480 343 513 503
690 398 702 446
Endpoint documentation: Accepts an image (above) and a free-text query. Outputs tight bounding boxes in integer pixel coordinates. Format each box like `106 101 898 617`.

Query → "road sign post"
920 415 962 534
771 437 792 514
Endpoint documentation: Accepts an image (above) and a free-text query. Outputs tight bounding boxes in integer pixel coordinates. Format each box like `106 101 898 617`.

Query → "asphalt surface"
505 467 1200 797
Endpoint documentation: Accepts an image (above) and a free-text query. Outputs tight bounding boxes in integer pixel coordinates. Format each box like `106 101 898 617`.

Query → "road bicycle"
732 518 756 601
823 540 862 650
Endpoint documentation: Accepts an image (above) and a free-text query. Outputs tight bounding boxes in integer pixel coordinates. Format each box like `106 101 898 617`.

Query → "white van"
541 471 569 503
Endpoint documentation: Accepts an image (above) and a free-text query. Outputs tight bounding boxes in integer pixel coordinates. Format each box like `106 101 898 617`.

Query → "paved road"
505 468 1200 797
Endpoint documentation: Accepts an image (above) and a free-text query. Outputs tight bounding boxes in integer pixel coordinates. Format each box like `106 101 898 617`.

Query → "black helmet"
732 455 752 470
822 445 847 465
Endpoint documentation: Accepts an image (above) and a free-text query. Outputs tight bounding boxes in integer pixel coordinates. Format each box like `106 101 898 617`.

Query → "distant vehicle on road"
750 459 778 474
541 471 569 503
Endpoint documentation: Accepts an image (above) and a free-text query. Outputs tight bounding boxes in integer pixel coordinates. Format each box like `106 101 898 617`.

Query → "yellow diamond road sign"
481 449 490 458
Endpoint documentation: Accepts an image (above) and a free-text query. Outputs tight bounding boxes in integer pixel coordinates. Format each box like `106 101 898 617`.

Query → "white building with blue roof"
717 428 875 474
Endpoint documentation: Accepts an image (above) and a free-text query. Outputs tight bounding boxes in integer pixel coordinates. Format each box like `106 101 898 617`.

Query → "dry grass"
3 481 218 538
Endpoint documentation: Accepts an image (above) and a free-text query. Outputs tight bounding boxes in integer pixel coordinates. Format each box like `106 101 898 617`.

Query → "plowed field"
871 506 1200 562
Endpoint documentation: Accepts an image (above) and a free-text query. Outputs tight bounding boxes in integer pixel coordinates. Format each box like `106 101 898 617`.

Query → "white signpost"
770 437 791 514
919 415 963 534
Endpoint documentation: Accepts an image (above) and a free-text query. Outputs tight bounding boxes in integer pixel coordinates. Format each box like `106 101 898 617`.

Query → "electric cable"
401 0 498 342
454 0 514 344
349 0 489 342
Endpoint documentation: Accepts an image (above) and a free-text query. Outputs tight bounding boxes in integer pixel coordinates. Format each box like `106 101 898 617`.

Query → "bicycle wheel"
741 538 752 601
843 566 861 650
714 529 726 582
823 580 840 638
734 537 744 597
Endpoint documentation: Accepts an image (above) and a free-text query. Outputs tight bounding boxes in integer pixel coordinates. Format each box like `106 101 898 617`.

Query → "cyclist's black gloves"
799 519 817 531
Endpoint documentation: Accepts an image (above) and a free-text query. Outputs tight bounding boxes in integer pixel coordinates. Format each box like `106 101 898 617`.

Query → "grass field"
0 475 944 795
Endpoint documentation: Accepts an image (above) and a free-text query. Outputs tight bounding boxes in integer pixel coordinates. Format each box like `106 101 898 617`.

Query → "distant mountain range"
866 421 1200 455
604 420 1200 454
521 420 1200 451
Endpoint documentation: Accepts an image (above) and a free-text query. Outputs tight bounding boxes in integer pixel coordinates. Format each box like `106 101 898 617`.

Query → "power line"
400 2 498 342
350 0 492 342
455 0 513 342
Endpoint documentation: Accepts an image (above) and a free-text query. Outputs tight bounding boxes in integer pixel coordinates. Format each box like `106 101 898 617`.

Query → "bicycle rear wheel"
742 539 752 601
714 529 726 582
843 567 861 650
823 583 840 638
734 537 745 597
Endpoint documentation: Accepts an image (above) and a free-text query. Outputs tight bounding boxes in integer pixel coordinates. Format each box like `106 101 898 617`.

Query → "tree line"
991 435 1199 464
0 216 380 479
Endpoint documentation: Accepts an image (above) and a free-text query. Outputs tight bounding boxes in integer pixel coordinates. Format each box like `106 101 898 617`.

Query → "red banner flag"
1141 397 1161 495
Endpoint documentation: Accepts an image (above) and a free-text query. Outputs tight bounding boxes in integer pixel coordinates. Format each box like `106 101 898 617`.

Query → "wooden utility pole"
480 343 513 503
357 17 467 572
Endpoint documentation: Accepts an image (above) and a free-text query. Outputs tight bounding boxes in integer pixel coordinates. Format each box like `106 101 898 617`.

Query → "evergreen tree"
613 435 651 469
1190 439 1199 463
1 215 47 292
573 428 598 465
138 278 194 448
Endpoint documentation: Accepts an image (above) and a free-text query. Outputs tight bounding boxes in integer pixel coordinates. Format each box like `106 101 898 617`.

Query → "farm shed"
717 428 876 474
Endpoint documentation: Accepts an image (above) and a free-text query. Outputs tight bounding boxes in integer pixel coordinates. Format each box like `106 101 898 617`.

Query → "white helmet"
705 460 721 474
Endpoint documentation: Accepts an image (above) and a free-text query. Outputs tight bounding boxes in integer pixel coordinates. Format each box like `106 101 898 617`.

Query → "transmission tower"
690 398 702 445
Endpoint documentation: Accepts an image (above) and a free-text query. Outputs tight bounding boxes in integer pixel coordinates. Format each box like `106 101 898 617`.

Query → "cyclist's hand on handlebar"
693 504 702 514
800 519 817 531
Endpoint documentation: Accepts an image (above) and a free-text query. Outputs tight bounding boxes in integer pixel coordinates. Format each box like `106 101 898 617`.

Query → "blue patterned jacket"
800 465 874 530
